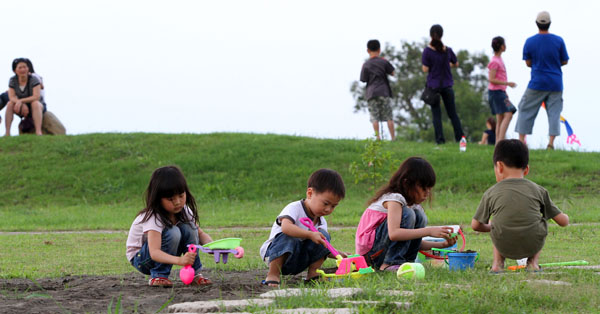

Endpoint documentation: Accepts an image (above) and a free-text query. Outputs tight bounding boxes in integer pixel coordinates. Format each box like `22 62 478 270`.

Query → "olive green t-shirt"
473 178 562 259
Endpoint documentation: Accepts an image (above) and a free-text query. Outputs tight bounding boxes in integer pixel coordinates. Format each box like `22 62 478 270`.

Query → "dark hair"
491 36 505 52
368 157 436 206
367 39 381 52
486 117 497 133
429 24 444 52
12 58 31 72
138 165 199 228
493 139 529 169
536 22 550 31
307 168 345 199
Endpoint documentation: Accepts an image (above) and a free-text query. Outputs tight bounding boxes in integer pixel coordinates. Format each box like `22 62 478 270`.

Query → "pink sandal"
192 273 212 286
148 277 173 287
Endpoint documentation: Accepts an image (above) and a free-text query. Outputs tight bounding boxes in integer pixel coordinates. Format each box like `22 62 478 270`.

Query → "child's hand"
429 226 454 239
442 236 457 248
308 231 326 245
179 251 197 266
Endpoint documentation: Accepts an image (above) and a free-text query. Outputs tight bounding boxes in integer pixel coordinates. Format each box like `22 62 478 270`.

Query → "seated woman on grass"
4 58 46 136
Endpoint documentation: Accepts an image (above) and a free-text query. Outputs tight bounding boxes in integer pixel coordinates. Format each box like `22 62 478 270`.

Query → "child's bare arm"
147 230 196 266
552 213 569 227
471 218 491 232
281 218 325 245
198 227 213 245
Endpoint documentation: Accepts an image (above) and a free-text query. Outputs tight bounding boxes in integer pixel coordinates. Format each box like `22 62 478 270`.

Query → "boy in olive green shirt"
471 139 569 272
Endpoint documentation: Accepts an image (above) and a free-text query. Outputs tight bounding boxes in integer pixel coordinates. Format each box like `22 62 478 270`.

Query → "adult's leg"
430 102 445 144
440 87 464 142
387 120 395 141
515 89 547 142
4 101 16 136
544 91 563 149
31 101 44 136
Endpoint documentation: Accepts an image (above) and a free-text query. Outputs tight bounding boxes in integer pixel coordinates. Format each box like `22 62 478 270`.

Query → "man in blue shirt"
515 11 569 150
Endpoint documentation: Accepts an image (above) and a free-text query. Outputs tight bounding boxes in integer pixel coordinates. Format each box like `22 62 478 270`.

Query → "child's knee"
162 227 182 249
400 206 417 228
178 223 199 243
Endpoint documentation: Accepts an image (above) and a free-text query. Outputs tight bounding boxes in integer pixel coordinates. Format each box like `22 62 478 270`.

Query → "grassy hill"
1 133 598 231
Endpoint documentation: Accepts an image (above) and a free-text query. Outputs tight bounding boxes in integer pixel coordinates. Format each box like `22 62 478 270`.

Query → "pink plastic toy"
179 242 245 285
299 217 373 277
179 245 196 285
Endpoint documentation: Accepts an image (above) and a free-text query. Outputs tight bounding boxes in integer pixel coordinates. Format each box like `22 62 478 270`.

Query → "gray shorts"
515 89 563 136
367 96 393 122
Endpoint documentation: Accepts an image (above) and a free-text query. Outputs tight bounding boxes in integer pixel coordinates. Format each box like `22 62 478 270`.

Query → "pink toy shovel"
299 217 342 259
179 245 196 285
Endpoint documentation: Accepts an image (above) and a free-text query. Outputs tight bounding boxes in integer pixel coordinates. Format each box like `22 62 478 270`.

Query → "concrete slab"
523 279 571 286
376 290 414 297
268 308 355 314
168 298 273 313
563 265 600 270
343 300 412 310
260 288 363 299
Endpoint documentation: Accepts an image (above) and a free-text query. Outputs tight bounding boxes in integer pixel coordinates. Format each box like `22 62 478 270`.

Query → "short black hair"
536 22 550 31
307 168 345 199
493 139 529 169
491 36 505 52
367 40 380 52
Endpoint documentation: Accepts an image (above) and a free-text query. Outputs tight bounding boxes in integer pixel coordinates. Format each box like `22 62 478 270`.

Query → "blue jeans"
515 88 563 136
265 230 331 275
430 87 464 144
130 222 202 278
365 206 428 268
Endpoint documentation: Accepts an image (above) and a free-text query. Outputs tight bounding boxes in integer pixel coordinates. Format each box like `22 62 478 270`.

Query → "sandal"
382 265 400 272
546 144 554 150
303 276 320 285
261 280 280 287
192 273 213 286
149 277 173 287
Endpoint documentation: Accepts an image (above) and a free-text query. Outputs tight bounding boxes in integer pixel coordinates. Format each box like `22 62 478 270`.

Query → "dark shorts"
488 90 516 115
23 102 47 118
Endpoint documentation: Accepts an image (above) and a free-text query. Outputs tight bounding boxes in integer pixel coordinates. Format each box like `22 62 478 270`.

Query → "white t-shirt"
125 207 195 261
259 200 328 261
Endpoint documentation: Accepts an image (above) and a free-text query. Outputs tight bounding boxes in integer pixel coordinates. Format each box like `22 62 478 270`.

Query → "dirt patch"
0 269 306 313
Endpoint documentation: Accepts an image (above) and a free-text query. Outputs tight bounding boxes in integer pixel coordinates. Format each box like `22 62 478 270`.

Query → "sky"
1 0 599 152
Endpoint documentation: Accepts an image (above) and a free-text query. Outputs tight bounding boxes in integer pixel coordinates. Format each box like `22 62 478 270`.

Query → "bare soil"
0 269 299 313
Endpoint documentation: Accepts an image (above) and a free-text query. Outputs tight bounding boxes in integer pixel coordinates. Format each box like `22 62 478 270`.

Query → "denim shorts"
488 90 516 115
265 230 331 275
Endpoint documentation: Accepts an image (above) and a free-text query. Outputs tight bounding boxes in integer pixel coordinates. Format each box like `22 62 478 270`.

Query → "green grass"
1 133 599 312
1 133 598 230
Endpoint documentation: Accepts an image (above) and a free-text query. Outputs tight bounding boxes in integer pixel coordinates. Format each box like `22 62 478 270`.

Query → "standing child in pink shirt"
355 157 456 271
488 36 517 142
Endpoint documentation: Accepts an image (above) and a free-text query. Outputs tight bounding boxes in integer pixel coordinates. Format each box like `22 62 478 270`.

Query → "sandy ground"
0 269 295 313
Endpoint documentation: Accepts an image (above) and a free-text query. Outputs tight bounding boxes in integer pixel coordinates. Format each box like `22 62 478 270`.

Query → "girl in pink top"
126 166 214 287
488 36 517 142
355 157 456 271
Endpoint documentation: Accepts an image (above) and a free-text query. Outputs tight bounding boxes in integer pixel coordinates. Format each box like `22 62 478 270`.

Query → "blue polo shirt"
523 33 569 91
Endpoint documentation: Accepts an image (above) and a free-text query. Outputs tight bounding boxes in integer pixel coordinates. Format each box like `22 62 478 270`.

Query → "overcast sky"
1 0 598 151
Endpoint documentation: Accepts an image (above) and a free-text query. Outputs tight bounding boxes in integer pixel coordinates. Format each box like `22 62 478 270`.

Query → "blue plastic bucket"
447 252 478 271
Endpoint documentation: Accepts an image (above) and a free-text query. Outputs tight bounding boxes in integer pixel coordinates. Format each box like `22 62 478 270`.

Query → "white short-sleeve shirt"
125 207 195 261
259 200 328 261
